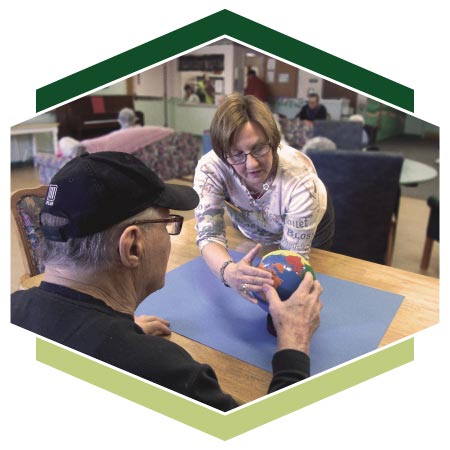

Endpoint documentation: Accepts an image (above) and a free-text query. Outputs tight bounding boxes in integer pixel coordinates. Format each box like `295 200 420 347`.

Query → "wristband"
219 260 234 288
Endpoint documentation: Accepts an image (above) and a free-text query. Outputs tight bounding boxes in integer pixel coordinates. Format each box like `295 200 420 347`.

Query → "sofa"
34 126 200 184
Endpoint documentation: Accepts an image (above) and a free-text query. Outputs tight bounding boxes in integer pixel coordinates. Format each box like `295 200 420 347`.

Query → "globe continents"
255 250 315 312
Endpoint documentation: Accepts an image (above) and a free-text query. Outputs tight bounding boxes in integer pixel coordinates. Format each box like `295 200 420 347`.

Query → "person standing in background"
197 75 215 104
244 69 270 103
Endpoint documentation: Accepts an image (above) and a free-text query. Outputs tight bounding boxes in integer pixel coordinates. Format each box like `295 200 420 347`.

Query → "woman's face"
229 121 273 189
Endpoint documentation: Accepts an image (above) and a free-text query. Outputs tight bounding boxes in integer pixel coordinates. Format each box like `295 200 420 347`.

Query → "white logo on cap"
45 184 58 206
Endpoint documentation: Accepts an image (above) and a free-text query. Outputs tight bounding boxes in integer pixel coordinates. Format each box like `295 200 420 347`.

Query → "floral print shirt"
193 144 327 258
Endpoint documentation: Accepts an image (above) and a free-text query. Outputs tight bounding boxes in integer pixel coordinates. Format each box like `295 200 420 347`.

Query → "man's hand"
134 315 171 336
223 243 274 304
263 272 323 355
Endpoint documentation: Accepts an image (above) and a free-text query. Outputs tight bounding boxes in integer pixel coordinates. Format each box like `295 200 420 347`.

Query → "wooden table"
23 218 439 405
165 218 439 403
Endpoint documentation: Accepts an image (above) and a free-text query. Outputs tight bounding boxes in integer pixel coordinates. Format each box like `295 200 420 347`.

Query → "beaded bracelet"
219 260 234 288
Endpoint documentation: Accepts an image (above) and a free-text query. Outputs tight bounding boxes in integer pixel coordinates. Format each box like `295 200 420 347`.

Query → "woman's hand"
134 315 171 336
224 243 274 303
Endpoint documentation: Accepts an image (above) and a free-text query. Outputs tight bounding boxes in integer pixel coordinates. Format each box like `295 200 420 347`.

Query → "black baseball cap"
40 151 199 242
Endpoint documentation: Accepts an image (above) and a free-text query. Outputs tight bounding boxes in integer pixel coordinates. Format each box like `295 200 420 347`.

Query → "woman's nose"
246 153 259 169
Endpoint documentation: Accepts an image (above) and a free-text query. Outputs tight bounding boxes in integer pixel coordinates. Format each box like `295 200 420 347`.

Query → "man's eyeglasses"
128 214 184 235
225 143 271 165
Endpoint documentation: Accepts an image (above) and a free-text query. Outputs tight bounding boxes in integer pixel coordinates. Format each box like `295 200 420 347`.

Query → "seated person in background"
296 93 328 124
349 114 370 148
183 84 200 103
56 136 81 157
118 107 139 129
194 93 334 304
11 151 323 411
244 69 269 103
302 136 337 153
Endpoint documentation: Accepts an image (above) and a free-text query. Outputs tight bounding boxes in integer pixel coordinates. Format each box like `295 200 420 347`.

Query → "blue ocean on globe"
253 250 315 312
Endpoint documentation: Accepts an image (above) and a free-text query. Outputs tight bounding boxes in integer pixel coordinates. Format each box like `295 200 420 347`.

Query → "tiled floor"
10 165 439 292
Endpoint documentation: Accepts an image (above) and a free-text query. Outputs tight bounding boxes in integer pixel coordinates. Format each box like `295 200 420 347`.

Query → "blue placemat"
136 251 404 375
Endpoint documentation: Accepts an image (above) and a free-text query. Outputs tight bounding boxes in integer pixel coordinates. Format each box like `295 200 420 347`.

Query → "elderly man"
118 107 139 129
11 152 323 411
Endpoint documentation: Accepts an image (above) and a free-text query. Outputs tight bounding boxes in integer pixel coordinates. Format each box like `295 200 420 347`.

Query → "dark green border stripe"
35 11 227 111
222 11 414 112
36 337 414 440
36 9 413 113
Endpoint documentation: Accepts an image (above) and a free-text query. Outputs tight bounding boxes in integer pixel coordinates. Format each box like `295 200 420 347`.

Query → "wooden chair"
11 185 48 289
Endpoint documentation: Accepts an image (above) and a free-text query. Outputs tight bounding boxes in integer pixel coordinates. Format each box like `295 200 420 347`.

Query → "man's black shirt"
11 282 310 411
296 104 328 121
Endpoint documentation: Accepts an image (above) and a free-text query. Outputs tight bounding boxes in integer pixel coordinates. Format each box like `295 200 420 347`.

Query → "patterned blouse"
193 144 327 258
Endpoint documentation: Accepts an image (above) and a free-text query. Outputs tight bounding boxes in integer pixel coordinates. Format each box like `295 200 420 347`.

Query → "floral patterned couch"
278 117 314 150
34 131 200 185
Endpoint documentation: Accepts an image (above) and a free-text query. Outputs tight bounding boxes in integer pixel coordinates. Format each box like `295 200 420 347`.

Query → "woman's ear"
118 226 144 268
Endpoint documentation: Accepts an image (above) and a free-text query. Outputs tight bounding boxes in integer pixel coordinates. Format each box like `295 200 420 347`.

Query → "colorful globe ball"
255 250 315 312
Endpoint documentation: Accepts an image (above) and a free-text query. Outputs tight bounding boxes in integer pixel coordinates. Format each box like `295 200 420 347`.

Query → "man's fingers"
152 322 172 336
310 280 323 295
135 315 171 326
294 271 314 297
262 284 280 306
152 316 170 326
242 243 262 264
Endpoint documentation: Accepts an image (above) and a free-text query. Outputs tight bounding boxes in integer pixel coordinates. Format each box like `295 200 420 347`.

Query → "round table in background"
400 158 438 186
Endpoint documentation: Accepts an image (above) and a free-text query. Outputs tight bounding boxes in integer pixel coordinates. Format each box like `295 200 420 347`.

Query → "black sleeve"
297 105 308 120
269 349 310 392
100 326 310 412
186 349 310 410
317 105 328 120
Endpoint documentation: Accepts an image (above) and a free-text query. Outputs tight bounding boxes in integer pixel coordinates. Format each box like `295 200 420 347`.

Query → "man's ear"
118 226 144 268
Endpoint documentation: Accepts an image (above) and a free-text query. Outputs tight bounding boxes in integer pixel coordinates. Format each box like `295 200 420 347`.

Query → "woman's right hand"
223 243 274 303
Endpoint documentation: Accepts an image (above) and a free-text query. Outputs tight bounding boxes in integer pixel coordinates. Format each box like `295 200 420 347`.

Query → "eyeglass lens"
166 220 183 235
227 144 270 164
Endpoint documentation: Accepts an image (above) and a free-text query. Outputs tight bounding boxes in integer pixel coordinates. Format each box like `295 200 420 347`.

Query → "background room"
11 39 439 292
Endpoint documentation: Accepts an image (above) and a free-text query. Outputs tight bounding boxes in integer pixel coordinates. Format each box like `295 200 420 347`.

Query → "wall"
404 114 439 138
96 80 127 95
297 69 323 99
134 65 165 97
134 98 166 127
233 45 247 93
174 104 217 135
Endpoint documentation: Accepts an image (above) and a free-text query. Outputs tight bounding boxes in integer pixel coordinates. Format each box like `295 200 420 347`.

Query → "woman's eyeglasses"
128 214 184 235
225 144 271 165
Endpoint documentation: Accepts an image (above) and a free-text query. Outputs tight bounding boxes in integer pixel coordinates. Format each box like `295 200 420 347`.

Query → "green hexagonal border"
36 9 413 112
30 9 416 440
37 337 414 440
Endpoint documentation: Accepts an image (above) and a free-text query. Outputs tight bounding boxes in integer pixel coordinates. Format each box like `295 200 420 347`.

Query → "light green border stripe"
36 9 413 112
36 337 414 440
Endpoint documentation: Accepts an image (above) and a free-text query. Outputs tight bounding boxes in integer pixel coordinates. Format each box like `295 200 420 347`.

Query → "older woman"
194 93 334 303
